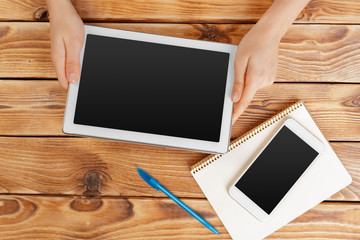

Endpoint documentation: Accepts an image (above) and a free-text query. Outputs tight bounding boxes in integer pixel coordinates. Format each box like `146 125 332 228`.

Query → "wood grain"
0 23 52 79
0 196 358 239
1 22 360 82
1 0 360 24
330 143 360 201
0 80 359 140
0 137 358 200
0 80 65 136
231 83 360 141
0 0 358 238
268 202 360 239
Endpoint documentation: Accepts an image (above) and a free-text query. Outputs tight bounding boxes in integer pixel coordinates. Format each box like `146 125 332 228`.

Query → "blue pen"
137 168 219 235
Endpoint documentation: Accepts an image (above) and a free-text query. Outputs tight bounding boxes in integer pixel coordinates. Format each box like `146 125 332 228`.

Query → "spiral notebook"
191 101 351 240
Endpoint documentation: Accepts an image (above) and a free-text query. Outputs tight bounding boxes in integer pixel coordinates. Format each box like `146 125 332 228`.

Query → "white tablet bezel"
63 25 237 153
229 118 324 221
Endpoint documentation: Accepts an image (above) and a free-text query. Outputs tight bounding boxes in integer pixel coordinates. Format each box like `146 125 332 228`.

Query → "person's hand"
231 23 280 124
47 0 84 90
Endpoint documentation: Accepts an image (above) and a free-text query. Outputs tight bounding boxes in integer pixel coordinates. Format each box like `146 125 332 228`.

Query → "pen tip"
211 227 219 235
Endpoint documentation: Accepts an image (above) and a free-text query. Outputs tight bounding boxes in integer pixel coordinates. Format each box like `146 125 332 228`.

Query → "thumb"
65 41 82 83
232 57 248 102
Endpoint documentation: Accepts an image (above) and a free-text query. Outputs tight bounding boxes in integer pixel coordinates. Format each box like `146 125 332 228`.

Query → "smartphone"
229 118 324 222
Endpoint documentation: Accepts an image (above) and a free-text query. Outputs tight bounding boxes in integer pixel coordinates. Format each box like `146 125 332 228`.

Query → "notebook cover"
191 101 352 240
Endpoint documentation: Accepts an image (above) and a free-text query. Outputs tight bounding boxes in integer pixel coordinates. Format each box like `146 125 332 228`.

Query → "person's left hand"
231 23 280 124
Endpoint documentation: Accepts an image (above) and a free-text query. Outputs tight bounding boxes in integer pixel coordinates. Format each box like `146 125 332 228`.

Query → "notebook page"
191 103 352 240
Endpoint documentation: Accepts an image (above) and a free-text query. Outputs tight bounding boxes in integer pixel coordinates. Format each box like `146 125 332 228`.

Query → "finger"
51 39 68 90
232 70 262 124
232 57 248 102
65 40 82 84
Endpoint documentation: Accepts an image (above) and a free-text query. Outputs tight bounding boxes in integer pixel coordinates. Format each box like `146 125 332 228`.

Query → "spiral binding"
191 101 303 174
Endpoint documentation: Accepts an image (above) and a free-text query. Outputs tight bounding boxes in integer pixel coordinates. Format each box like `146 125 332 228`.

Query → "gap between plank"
0 192 359 203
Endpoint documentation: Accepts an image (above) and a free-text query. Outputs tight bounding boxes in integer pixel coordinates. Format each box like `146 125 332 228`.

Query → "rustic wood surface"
0 196 359 240
0 137 358 201
0 80 359 140
0 0 359 239
1 22 360 82
1 0 360 24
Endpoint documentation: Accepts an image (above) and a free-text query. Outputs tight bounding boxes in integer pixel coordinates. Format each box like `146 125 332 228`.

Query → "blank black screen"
74 34 230 142
235 126 319 214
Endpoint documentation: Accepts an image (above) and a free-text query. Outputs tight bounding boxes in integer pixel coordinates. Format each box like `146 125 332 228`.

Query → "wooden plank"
0 23 52 79
0 136 358 200
268 202 360 239
232 83 360 141
330 143 360 201
1 22 360 82
0 196 358 239
1 0 360 24
0 80 65 136
0 80 359 140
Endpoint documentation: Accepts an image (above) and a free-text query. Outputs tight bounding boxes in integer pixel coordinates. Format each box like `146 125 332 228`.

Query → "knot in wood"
344 95 360 108
202 24 219 41
70 198 103 212
0 26 10 39
352 95 360 107
0 199 19 215
208 29 218 41
34 8 49 21
83 170 106 196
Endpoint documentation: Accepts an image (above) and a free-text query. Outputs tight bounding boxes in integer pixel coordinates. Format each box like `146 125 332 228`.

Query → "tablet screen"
74 34 230 142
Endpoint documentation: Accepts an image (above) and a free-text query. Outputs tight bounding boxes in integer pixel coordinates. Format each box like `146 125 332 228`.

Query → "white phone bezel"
229 118 324 221
63 25 238 154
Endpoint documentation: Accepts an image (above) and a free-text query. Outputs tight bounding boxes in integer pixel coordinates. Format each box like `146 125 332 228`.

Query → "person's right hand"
48 0 84 90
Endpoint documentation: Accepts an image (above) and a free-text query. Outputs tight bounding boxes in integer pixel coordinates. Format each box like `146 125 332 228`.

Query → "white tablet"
63 25 237 153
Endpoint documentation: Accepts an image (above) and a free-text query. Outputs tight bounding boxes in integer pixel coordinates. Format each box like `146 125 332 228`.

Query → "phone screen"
235 125 320 214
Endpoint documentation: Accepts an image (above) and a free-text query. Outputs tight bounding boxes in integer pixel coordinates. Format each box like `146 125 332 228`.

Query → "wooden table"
0 0 359 239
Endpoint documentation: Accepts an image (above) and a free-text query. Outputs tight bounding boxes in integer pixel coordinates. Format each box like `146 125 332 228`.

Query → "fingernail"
232 120 235 125
232 92 239 102
68 73 77 83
